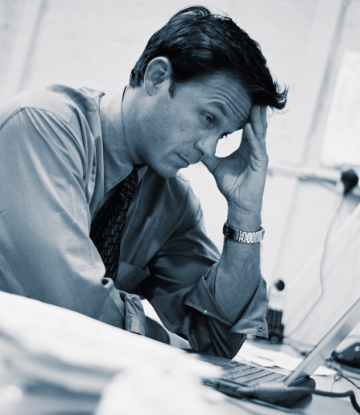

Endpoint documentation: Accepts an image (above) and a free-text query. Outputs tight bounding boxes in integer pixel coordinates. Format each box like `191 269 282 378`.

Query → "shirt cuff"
184 275 233 325
229 277 268 338
185 271 268 338
119 291 146 336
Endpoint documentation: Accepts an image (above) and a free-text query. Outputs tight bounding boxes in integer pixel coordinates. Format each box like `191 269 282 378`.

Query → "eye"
204 114 214 125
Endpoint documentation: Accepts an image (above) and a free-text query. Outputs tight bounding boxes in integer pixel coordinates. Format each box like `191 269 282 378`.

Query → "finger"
241 123 260 154
260 106 268 132
243 122 256 143
237 130 250 157
250 105 261 124
250 105 268 140
201 154 219 173
257 106 268 146
242 120 267 159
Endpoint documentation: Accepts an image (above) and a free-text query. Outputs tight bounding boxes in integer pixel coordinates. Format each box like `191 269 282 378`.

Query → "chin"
147 164 179 179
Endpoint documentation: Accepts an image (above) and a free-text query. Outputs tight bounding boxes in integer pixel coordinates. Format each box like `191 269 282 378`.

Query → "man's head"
124 6 287 178
130 5 287 109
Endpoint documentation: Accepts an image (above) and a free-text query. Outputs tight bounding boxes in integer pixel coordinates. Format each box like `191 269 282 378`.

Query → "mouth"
177 154 191 167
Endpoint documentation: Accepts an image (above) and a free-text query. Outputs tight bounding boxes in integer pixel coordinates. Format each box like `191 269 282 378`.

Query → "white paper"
235 342 335 376
0 291 222 414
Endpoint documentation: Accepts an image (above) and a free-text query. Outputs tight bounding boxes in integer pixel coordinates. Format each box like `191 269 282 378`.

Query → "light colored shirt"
0 84 267 358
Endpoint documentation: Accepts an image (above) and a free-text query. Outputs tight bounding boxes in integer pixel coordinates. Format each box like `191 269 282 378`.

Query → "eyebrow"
210 102 251 133
213 102 228 117
212 102 251 130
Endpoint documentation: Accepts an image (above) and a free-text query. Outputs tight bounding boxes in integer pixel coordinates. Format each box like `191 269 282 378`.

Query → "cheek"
143 111 165 145
145 100 198 152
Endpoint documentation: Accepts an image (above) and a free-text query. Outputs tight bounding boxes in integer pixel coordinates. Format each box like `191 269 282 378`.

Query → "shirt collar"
99 88 147 193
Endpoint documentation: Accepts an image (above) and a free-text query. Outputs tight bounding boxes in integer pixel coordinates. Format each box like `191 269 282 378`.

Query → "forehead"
177 72 252 123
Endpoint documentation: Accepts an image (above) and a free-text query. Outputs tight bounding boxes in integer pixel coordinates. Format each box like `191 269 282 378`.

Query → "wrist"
227 202 261 232
223 223 265 243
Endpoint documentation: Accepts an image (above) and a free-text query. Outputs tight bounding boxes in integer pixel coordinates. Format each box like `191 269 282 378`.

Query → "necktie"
90 169 138 281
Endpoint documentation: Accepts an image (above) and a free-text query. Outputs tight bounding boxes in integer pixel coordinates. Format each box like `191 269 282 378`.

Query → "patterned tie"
90 169 138 281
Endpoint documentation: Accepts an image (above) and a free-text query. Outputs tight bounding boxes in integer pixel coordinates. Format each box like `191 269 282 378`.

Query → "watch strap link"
223 223 265 243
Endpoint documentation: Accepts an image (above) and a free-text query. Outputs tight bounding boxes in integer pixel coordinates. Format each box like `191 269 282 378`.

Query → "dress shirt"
0 84 267 358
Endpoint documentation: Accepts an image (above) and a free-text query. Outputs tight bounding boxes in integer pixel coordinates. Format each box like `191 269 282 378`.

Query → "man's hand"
202 105 268 225
202 105 268 324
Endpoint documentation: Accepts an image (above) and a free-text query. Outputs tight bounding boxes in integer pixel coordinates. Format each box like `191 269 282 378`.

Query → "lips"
177 154 190 166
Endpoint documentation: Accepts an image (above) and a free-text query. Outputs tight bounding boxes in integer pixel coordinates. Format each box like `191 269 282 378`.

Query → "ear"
143 57 172 96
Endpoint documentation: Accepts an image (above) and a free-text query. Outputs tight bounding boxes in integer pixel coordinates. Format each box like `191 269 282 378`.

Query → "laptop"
190 297 360 407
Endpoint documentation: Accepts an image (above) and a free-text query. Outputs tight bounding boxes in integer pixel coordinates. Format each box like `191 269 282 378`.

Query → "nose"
195 134 218 158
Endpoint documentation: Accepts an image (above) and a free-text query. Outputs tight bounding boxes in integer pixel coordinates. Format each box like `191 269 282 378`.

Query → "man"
0 6 287 358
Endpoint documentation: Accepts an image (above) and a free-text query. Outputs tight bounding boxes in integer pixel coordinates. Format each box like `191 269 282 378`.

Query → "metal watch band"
223 223 265 243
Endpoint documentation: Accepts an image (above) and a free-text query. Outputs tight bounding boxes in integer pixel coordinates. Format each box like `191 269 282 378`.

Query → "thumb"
201 154 218 173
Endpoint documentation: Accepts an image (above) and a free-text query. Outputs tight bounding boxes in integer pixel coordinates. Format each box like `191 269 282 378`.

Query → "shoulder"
0 85 104 129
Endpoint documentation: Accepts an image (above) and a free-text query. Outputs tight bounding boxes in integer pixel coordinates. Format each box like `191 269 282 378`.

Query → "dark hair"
130 6 287 109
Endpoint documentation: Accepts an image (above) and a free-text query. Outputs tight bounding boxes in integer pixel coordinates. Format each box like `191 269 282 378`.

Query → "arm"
137 162 267 357
0 106 141 331
130 106 267 356
202 105 268 323
140 202 267 357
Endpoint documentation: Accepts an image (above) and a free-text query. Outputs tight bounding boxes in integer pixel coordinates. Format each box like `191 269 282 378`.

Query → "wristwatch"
223 223 265 243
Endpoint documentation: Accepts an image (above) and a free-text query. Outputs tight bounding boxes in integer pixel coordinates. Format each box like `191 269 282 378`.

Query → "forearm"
201 105 268 324
215 205 262 324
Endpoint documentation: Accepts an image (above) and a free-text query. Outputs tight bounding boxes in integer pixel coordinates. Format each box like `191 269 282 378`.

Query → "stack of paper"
0 291 223 415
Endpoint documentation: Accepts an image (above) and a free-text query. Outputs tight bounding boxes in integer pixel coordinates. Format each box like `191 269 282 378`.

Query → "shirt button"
257 326 263 332
203 310 208 315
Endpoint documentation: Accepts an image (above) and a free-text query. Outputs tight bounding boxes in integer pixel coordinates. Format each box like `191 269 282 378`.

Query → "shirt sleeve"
138 185 268 359
0 106 143 332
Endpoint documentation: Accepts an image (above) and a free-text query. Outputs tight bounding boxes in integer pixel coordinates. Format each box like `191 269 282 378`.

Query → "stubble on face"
136 72 252 178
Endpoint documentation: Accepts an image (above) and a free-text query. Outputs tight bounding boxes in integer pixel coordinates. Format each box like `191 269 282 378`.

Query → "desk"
5 343 360 415
2 294 359 415
10 370 358 415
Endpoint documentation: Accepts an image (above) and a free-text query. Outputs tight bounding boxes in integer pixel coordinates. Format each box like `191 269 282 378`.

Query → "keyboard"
222 360 286 385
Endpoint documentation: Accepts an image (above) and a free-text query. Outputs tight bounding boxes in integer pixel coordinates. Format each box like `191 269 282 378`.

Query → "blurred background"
1 0 360 343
